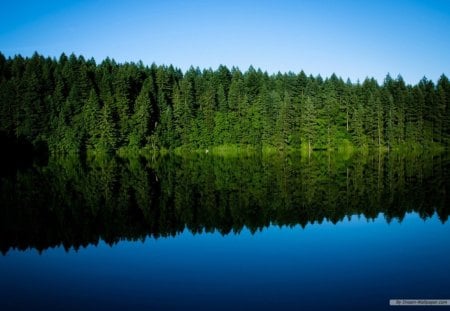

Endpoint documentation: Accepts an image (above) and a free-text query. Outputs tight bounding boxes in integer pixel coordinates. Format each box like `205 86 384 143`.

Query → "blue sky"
0 0 449 84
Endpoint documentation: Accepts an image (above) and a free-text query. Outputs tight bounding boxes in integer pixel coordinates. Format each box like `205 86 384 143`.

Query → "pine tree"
301 96 316 154
82 89 100 151
412 86 425 144
351 100 367 147
129 79 153 148
275 91 294 149
437 75 450 145
173 78 193 146
197 74 216 147
96 99 117 154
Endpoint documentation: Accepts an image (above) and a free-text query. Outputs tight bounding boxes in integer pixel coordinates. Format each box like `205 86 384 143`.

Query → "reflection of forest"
1 152 449 254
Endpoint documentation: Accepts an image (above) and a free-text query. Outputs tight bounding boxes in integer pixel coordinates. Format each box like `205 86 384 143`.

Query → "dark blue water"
1 153 449 310
1 213 449 310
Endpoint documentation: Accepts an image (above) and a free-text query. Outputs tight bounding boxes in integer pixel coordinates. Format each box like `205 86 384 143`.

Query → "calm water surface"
1 153 449 310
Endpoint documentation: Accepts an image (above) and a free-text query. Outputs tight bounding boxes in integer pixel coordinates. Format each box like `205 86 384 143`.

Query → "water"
1 152 449 310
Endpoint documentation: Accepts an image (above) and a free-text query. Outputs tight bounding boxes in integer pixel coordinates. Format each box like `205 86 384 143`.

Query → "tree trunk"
308 139 311 158
346 109 349 132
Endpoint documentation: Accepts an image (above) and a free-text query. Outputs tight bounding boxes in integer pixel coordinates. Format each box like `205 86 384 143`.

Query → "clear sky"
0 0 449 84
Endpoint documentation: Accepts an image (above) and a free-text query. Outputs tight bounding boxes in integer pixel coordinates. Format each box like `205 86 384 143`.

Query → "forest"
1 51 450 156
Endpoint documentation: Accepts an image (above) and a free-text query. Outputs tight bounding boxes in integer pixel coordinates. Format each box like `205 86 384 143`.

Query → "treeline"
1 153 449 254
1 51 450 155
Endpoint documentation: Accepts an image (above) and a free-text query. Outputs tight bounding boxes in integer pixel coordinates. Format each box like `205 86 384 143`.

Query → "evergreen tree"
96 99 117 154
173 78 194 146
275 91 294 149
301 96 316 153
437 75 450 145
129 78 153 148
82 89 101 151
0 51 448 155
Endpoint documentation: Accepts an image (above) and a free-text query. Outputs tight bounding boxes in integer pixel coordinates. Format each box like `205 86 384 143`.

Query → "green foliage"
82 89 100 151
0 51 449 156
95 99 117 155
129 78 153 148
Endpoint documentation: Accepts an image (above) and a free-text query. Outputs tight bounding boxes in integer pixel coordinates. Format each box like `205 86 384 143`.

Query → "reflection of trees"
1 152 449 254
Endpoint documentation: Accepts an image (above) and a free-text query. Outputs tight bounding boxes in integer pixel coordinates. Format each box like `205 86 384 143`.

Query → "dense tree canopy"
1 52 449 156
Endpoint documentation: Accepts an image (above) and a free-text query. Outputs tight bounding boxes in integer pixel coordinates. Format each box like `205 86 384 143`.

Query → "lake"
1 152 449 310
